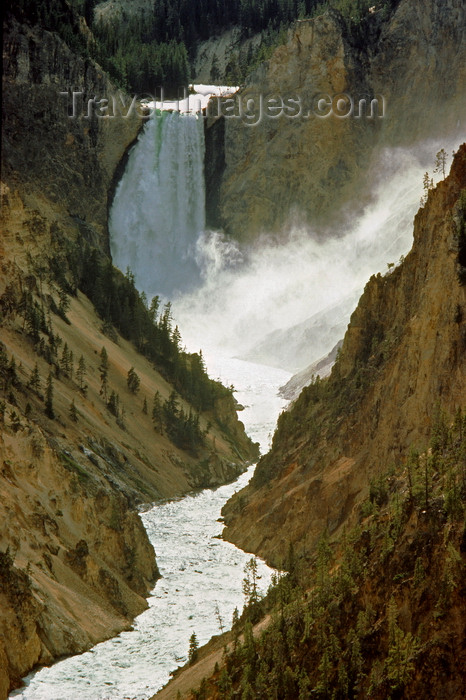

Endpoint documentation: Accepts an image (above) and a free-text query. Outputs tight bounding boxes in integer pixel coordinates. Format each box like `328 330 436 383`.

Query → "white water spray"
172 147 430 369
111 126 460 371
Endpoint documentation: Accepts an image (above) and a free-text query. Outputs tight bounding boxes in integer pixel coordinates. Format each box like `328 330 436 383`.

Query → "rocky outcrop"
205 115 226 229
2 14 142 253
222 144 466 567
0 421 159 695
206 0 465 239
280 339 343 401
213 393 260 461
94 0 154 25
194 26 261 84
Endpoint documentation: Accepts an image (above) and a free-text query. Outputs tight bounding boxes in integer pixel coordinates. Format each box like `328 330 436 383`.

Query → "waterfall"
110 110 206 298
110 120 462 370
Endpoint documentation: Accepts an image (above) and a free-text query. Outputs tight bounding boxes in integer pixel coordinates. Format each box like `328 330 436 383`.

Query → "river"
11 358 290 700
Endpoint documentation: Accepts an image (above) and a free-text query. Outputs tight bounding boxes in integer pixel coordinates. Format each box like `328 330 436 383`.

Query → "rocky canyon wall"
1 9 259 697
2 13 142 253
222 144 466 566
206 0 465 238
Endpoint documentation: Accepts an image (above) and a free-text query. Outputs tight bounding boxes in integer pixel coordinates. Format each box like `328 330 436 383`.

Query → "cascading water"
110 110 206 298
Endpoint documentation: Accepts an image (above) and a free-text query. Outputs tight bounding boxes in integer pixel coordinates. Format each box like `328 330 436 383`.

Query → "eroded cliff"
2 10 142 253
222 144 466 566
206 0 465 238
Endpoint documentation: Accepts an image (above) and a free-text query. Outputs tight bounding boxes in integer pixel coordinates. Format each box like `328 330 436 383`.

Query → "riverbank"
10 359 289 700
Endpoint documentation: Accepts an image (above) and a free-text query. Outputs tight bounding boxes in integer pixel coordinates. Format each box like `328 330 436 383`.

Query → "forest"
191 410 466 698
7 0 402 93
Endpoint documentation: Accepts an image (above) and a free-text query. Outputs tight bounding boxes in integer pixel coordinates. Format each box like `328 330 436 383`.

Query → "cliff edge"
223 144 466 566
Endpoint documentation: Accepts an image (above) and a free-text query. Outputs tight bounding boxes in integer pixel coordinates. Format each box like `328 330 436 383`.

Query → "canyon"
2 0 465 698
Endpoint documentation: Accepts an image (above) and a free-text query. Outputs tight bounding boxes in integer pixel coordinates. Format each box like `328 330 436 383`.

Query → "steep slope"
206 0 465 238
170 415 466 699
279 340 343 401
222 144 466 567
0 186 257 698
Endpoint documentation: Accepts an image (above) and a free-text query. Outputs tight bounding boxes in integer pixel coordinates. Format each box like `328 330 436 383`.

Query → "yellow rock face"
209 1 465 239
222 145 466 568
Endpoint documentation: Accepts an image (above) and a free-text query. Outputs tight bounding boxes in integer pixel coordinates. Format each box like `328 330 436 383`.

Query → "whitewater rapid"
12 359 290 700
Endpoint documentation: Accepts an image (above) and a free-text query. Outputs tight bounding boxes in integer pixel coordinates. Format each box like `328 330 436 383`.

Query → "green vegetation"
197 410 465 699
72 244 231 412
456 189 466 284
0 213 240 461
162 391 206 455
6 0 402 94
434 148 448 179
45 371 55 419
76 354 87 394
126 366 140 394
27 362 42 395
6 0 91 56
59 342 73 379
99 346 109 402
152 391 164 434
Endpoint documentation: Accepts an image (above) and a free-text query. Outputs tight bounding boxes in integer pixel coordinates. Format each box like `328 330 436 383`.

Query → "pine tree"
143 397 148 414
0 346 9 390
8 357 18 388
231 606 241 651
386 596 419 691
215 603 225 634
10 410 22 433
60 342 72 377
58 286 70 316
421 171 431 205
148 295 160 323
243 557 260 609
108 390 120 417
99 346 109 401
77 354 87 393
152 390 164 434
434 148 447 179
45 371 55 419
28 362 41 394
127 366 140 394
171 325 182 354
188 632 199 665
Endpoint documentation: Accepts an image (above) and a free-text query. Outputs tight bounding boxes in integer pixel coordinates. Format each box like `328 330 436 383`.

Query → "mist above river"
173 144 454 369
109 105 459 373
